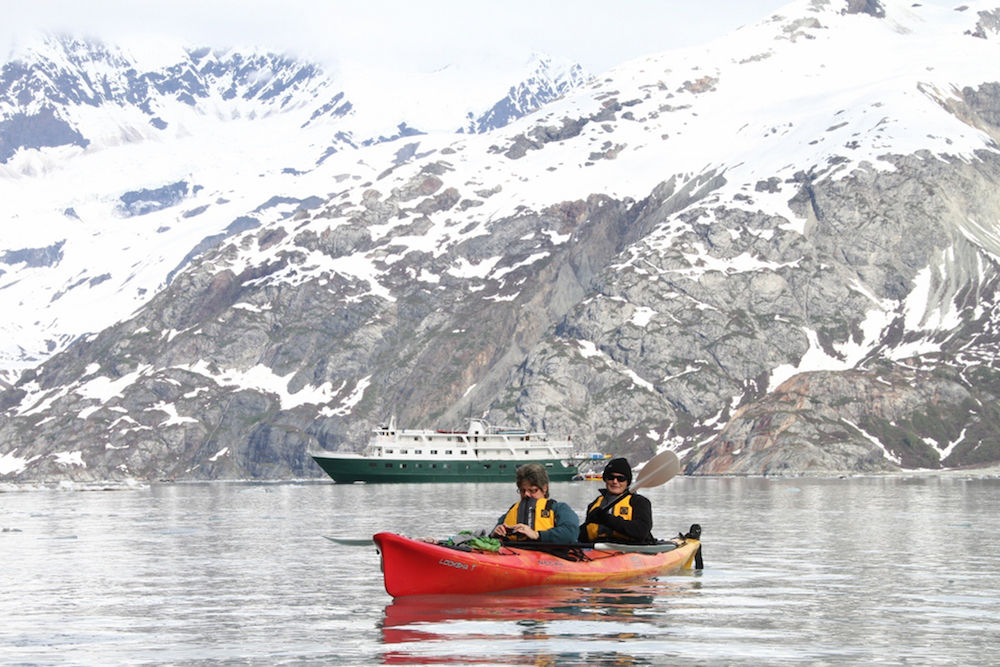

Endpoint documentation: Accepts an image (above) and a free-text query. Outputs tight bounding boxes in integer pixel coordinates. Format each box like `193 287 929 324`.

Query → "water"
2 476 998 665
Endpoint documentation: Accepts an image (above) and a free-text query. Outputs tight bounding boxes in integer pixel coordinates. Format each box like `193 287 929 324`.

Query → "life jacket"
584 493 636 542
501 498 556 540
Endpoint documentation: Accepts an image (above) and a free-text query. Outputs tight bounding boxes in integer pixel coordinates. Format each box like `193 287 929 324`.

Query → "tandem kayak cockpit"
371 527 703 597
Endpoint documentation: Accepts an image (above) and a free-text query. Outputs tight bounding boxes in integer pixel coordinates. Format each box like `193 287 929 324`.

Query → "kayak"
372 531 702 597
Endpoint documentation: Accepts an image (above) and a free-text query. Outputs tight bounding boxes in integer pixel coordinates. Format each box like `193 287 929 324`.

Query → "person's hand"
510 523 539 540
491 524 508 538
586 506 611 525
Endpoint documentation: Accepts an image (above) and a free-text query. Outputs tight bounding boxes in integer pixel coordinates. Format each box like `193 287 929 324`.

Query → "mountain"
3 0 1000 482
462 56 590 134
0 35 587 384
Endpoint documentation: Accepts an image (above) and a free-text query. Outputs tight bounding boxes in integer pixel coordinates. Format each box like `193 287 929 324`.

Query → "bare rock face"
687 368 987 475
494 149 1000 475
4 2 1000 481
6 142 1000 480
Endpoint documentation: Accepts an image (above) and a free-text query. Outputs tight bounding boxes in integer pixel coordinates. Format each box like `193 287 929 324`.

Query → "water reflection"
379 579 699 665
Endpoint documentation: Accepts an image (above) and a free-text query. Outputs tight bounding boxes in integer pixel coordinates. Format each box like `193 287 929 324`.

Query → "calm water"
1 475 998 666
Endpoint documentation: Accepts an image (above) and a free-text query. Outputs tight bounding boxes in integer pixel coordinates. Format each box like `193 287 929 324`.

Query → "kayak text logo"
438 558 476 571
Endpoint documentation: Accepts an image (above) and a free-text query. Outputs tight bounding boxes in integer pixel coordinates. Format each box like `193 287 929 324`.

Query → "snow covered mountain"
3 0 1000 482
0 34 587 383
462 56 589 134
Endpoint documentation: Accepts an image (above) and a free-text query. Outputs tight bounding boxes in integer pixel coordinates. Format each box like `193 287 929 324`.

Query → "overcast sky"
2 0 795 75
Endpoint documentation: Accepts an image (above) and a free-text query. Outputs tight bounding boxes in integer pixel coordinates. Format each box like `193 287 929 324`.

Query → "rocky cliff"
3 0 1000 481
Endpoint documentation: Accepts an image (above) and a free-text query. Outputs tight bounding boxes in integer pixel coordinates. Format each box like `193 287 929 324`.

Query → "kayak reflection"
379 580 699 665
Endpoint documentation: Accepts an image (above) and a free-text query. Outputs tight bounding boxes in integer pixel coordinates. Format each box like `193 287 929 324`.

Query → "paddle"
512 540 681 554
324 535 375 546
632 449 682 491
598 449 681 509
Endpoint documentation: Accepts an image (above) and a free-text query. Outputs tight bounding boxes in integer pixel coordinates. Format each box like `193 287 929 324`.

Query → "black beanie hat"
603 457 632 485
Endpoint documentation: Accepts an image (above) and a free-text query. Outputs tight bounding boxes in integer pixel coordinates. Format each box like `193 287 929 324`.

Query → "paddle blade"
632 450 681 491
324 535 375 546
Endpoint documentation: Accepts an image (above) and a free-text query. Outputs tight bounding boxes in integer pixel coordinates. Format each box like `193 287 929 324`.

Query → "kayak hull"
373 532 701 597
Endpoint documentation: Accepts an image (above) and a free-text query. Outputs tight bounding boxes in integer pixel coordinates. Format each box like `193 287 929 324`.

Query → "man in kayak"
578 457 655 544
491 463 579 543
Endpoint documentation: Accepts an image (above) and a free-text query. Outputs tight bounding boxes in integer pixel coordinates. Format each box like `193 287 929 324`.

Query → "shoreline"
2 465 1000 492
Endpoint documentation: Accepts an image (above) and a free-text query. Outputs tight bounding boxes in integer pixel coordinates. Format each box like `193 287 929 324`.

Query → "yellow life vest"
584 494 635 542
501 498 556 540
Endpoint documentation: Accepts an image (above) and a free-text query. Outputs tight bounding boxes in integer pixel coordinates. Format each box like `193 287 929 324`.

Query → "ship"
310 417 599 483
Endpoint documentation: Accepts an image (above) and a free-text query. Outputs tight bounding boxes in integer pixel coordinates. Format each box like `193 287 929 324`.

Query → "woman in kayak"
491 463 579 543
578 457 655 544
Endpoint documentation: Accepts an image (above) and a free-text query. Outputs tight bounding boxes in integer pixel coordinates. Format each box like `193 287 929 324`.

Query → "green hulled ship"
310 418 594 483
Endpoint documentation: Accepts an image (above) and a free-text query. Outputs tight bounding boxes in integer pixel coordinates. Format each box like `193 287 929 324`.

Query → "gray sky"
2 0 794 74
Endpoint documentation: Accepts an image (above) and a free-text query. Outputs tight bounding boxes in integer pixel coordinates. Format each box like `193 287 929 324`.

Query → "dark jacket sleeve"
537 500 580 543
602 493 654 543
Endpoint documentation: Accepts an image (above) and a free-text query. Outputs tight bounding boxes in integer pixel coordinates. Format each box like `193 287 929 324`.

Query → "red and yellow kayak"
373 532 702 597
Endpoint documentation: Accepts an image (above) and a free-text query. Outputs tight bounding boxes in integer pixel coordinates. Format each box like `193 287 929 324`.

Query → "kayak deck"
373 532 702 597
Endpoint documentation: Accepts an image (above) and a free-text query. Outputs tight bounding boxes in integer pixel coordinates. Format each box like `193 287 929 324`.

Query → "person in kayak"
578 457 655 544
491 463 579 543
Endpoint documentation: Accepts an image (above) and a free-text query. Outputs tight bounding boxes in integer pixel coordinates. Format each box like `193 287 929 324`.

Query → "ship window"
430 450 438 455
412 436 420 442
369 462 376 468
384 463 392 468
484 464 491 469
400 450 407 455
500 464 507 469
400 463 407 468
386 449 394 454
461 450 468 455
442 464 449 469
445 450 452 455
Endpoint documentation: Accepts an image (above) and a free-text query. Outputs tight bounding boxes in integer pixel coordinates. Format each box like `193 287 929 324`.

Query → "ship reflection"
378 579 700 665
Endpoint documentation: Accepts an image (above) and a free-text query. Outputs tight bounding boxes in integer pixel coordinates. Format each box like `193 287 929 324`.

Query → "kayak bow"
372 532 702 597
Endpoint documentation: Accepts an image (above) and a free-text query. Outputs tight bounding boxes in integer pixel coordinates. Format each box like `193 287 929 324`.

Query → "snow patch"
448 256 502 279
630 306 656 327
768 307 895 391
492 252 550 279
939 427 966 462
52 451 86 467
320 375 372 417
151 402 199 426
232 302 266 312
179 360 338 410
626 369 656 393
0 450 39 475
843 419 901 465
75 365 154 403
